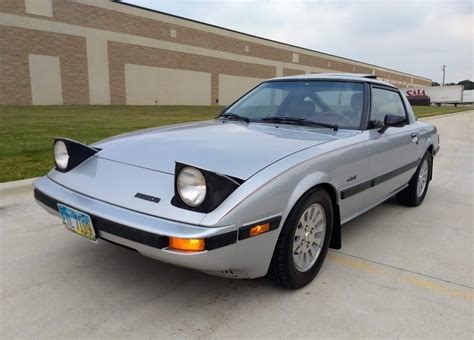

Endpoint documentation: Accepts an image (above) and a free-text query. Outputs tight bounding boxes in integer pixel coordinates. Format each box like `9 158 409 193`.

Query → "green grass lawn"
412 105 473 118
0 105 220 183
0 105 472 183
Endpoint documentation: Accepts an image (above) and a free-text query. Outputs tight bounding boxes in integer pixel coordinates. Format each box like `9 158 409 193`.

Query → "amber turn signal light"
249 223 270 237
169 237 205 251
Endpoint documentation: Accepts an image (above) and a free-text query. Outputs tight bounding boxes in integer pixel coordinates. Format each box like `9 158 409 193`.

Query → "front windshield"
222 81 364 129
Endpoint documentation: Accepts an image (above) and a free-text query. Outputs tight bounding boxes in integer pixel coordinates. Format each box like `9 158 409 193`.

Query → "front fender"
200 159 340 276
282 171 337 226
203 154 338 229
204 154 340 234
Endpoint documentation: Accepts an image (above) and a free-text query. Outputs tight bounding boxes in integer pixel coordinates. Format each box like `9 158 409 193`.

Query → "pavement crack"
330 250 474 290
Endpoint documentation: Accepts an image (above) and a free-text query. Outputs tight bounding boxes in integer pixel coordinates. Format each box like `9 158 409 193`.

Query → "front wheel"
269 188 333 289
397 151 432 206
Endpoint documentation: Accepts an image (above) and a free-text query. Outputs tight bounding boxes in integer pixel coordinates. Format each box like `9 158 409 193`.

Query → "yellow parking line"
328 253 474 301
404 276 474 300
328 252 382 274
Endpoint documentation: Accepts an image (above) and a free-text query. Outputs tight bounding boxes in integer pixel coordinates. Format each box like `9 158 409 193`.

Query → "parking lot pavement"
1 111 473 338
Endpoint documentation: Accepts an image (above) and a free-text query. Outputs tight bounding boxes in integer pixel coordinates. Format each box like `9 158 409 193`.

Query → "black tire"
269 188 333 289
397 151 432 206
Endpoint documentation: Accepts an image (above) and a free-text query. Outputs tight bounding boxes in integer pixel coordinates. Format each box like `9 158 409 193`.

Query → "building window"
292 53 299 63
327 61 332 68
25 0 53 17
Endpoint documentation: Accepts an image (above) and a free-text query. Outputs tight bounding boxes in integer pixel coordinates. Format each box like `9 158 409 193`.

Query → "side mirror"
379 114 406 133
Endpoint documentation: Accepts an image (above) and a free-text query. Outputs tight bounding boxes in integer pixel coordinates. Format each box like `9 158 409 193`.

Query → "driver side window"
370 88 407 128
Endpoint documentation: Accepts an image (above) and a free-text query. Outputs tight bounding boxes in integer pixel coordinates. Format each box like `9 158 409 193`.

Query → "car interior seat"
284 98 316 119
346 92 363 124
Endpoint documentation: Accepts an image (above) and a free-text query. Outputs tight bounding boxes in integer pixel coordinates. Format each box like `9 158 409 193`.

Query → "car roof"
266 73 398 88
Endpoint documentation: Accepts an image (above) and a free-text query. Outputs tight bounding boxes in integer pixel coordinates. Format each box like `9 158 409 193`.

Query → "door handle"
411 133 418 144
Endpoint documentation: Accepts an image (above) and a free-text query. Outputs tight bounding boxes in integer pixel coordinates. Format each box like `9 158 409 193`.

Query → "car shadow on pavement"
69 235 287 294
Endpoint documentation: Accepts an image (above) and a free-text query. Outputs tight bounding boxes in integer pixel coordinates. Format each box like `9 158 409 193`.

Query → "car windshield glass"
221 81 364 129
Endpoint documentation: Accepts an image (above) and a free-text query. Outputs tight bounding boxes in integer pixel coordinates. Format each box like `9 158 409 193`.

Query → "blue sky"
125 0 473 83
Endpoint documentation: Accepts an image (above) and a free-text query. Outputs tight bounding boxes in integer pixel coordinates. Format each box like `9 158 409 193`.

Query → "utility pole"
441 65 446 85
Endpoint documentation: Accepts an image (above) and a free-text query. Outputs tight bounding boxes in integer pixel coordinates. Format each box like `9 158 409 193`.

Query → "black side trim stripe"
340 180 372 200
96 216 169 249
206 231 238 250
35 189 168 249
238 216 282 240
341 159 420 200
34 189 236 251
99 237 138 252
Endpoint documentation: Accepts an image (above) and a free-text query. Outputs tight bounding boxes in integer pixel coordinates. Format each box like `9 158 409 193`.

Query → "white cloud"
126 0 473 83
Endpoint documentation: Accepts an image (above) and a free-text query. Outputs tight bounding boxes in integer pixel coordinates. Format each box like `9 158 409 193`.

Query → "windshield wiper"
219 112 250 123
261 116 338 131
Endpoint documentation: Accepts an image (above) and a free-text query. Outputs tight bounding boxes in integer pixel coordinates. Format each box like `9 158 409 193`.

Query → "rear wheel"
269 188 333 289
397 151 432 206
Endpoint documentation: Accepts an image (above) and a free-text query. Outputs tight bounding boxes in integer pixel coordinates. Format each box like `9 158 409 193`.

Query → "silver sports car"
34 74 440 289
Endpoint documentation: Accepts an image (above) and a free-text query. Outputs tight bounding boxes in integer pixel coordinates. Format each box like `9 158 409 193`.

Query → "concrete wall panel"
87 36 110 104
109 42 275 105
25 0 52 17
125 64 211 105
28 54 63 105
218 74 265 105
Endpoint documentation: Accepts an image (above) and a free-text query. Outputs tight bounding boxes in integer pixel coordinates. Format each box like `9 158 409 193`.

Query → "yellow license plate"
57 204 97 242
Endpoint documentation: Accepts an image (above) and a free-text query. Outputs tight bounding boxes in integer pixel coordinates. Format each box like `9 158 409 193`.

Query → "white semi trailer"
462 90 473 104
403 85 464 106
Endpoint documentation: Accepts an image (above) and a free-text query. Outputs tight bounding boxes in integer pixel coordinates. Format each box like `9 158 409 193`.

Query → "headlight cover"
177 167 207 207
172 163 244 213
53 138 98 172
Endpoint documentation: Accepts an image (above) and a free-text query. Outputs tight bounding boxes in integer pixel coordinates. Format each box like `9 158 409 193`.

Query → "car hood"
94 120 340 180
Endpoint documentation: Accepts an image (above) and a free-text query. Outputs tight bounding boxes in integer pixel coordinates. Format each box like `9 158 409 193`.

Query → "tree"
458 80 474 90
432 81 440 86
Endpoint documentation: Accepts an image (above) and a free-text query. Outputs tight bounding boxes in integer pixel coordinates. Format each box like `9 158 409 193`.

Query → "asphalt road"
1 111 473 338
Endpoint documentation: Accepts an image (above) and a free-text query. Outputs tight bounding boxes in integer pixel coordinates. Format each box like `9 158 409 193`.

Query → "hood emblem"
134 193 161 204
346 175 357 182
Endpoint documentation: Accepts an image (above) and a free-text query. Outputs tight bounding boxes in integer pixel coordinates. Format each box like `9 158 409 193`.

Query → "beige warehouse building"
1 0 432 106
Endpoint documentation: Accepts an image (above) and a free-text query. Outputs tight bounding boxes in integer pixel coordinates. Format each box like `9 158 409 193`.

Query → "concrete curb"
0 177 38 193
419 110 473 121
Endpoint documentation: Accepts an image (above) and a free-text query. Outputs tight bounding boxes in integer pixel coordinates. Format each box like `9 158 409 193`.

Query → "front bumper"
33 176 280 278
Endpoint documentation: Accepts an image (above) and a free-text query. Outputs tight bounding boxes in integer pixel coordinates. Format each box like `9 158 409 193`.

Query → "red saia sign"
406 89 426 96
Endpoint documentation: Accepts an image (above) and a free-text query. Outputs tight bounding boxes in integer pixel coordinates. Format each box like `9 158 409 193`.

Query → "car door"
365 85 421 206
